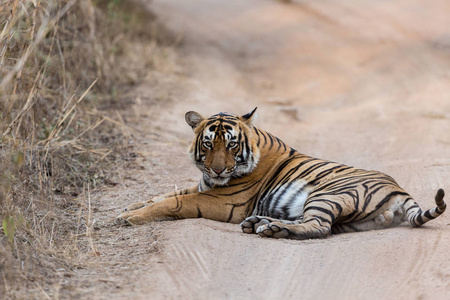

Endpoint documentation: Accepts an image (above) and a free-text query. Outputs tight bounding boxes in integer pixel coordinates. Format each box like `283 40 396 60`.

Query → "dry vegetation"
0 0 175 297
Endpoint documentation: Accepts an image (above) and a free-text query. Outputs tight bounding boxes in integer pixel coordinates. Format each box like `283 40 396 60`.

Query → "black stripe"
335 166 353 173
195 133 203 161
273 136 286 152
303 206 337 223
267 133 274 150
309 177 358 196
415 212 424 225
169 196 183 213
298 161 330 178
225 180 253 187
307 199 343 216
315 215 332 225
374 191 409 211
258 155 312 201
289 147 296 156
226 194 259 222
200 192 219 198
243 133 250 160
245 194 260 216
253 127 261 147
223 120 237 126
423 210 433 219
268 181 297 217
262 131 268 145
218 181 259 196
405 204 418 213
206 120 218 126
309 166 342 184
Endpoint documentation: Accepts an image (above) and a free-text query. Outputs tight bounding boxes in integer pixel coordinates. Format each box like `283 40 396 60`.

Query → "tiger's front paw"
256 222 289 239
116 211 146 226
240 216 278 234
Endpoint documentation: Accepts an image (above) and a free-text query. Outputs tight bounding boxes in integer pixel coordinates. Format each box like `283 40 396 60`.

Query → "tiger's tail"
405 189 446 227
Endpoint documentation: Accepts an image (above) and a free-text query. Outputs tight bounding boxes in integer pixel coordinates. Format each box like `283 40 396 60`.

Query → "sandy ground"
67 0 450 299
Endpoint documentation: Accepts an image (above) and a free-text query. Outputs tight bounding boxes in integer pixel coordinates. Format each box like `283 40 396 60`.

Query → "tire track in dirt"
404 231 445 298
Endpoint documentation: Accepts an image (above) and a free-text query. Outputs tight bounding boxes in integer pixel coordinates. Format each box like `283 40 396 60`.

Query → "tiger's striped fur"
117 108 446 240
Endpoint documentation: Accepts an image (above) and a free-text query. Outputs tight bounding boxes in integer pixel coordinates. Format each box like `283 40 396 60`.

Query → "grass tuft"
0 0 176 297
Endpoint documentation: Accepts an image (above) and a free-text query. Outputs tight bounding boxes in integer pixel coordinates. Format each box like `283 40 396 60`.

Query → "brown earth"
63 0 450 299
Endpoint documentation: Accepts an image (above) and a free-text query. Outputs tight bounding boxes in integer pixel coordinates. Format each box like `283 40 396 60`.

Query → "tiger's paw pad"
256 223 289 239
240 216 274 234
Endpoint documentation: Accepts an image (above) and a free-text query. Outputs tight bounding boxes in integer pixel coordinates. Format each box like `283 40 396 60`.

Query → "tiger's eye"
228 141 237 148
203 141 212 148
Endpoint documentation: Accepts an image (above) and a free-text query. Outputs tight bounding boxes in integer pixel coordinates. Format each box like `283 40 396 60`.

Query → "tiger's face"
186 108 260 186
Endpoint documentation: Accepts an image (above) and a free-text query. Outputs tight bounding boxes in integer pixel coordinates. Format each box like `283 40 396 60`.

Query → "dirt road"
74 0 450 299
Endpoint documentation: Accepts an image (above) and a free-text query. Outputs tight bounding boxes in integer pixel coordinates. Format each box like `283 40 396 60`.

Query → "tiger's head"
185 108 260 186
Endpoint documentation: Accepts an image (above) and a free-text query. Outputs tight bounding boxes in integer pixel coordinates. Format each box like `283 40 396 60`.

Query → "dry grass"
0 0 176 297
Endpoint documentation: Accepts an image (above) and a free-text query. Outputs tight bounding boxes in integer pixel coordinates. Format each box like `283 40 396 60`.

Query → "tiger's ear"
185 111 204 129
240 107 257 125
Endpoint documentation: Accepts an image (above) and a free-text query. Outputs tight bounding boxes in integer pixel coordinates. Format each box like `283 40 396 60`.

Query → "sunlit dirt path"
76 0 450 299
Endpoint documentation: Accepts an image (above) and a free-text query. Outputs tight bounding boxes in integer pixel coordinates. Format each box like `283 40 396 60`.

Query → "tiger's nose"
212 167 225 175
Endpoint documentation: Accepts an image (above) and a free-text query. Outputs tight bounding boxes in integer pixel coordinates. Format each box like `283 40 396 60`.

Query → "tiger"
116 108 447 239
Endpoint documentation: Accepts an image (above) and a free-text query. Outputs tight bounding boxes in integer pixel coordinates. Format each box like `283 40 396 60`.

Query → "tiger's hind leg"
240 216 301 234
332 202 406 233
332 189 446 233
252 204 400 238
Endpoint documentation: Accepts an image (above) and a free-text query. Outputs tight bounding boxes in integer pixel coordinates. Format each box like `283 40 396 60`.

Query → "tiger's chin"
209 175 231 186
